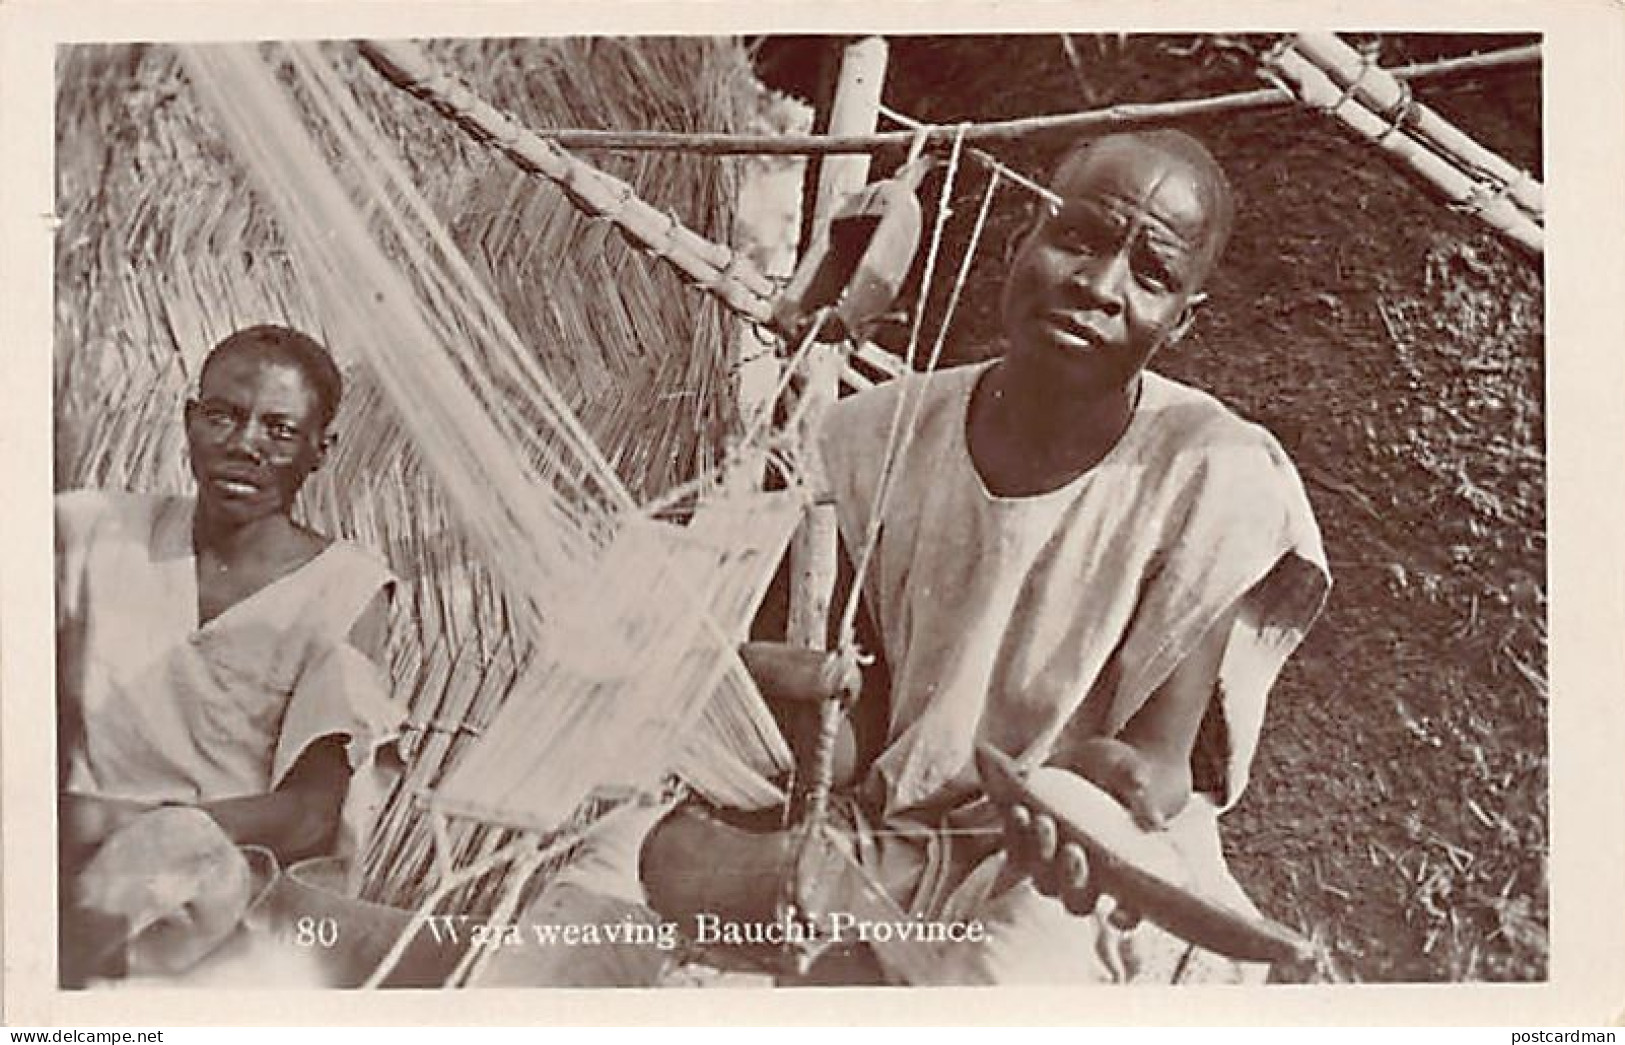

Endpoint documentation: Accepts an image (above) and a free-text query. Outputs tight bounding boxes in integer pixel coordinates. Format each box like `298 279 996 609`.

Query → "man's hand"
198 738 349 863
989 757 1317 966
740 642 864 790
1067 736 1192 830
739 641 861 706
61 794 159 864
1004 796 1104 918
996 761 1192 931
69 805 253 977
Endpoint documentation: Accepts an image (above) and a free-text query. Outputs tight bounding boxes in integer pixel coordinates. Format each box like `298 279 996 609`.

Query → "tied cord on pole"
833 125 1005 658
882 101 1059 208
781 129 1008 955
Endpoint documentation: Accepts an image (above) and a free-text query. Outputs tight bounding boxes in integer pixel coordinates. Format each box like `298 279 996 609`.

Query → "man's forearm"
197 789 340 863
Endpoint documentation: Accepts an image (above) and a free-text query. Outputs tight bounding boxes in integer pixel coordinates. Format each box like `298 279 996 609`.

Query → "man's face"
184 351 328 526
1001 140 1219 392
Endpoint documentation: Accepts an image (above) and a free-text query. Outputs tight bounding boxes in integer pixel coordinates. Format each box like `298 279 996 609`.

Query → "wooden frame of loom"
1263 34 1543 255
326 39 905 986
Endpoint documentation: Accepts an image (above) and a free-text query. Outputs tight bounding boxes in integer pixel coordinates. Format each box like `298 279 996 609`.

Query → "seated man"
57 325 403 982
640 129 1331 985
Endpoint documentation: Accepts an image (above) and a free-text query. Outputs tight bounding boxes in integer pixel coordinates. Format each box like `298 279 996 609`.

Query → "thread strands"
182 45 608 635
434 488 804 829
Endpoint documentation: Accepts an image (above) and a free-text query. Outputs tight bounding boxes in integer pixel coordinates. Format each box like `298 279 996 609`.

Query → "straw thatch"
55 38 777 914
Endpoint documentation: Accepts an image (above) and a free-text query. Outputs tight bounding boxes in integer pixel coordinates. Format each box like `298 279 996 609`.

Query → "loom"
165 39 959 986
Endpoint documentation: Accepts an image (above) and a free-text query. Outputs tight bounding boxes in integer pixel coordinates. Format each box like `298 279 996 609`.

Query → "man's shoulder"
816 363 984 497
319 536 396 590
1141 372 1288 459
1137 372 1316 522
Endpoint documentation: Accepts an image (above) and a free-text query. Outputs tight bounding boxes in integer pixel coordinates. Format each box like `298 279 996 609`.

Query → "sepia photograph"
7 0 1621 1025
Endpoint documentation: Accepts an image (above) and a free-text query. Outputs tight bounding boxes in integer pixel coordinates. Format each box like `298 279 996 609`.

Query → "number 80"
294 916 339 948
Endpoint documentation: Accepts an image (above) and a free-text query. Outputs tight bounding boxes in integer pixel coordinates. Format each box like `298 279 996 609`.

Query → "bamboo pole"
1265 44 1542 255
356 40 781 326
728 112 814 493
358 37 920 391
788 37 887 653
1290 33 1542 222
475 44 1541 157
786 37 889 827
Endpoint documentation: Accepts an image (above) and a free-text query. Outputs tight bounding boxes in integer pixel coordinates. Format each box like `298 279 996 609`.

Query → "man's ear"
1003 218 1037 265
313 431 336 469
1166 291 1209 347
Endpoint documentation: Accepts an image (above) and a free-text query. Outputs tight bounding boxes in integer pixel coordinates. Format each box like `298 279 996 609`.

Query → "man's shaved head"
1051 129 1236 277
199 325 343 430
999 127 1237 393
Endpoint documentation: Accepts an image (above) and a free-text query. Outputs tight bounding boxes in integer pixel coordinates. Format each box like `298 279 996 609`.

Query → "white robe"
814 362 1331 984
56 490 405 852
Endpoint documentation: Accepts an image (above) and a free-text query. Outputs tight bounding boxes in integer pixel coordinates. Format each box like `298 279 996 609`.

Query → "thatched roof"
56 38 765 501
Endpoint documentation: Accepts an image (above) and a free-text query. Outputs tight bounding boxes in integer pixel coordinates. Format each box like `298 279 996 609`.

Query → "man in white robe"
57 326 403 982
641 129 1330 986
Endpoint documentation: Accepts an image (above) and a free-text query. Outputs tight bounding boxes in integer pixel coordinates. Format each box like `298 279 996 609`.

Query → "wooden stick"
360 834 540 989
1291 33 1542 221
468 44 1541 157
975 745 1314 965
840 363 875 393
788 37 889 828
451 832 550 986
787 37 885 652
728 115 812 494
360 36 925 412
1266 45 1542 255
851 340 905 380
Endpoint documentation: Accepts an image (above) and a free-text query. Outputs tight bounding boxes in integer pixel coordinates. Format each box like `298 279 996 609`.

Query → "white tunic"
815 362 1330 983
56 490 404 848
